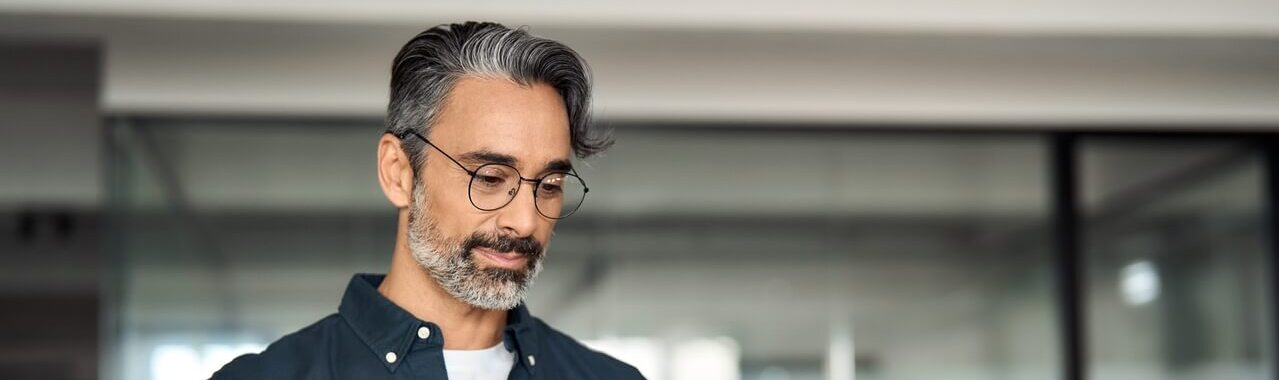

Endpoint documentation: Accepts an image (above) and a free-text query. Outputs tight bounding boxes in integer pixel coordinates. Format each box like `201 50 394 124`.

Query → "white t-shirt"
442 342 516 380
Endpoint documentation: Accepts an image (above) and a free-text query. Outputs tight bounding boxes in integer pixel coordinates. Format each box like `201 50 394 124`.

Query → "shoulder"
529 317 646 380
210 314 344 380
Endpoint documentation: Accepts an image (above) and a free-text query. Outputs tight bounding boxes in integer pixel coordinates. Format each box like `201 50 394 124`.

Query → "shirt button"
417 326 431 340
528 355 536 367
385 352 397 364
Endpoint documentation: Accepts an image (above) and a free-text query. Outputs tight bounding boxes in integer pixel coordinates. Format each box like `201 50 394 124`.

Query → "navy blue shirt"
211 274 644 380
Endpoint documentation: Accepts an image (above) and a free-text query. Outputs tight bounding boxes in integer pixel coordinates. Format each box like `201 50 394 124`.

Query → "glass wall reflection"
109 120 1060 380
1082 138 1275 380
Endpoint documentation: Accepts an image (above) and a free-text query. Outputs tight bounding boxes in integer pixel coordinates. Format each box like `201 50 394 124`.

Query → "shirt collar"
337 274 541 374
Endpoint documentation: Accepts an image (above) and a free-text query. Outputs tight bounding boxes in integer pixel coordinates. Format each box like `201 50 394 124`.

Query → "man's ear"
377 133 415 209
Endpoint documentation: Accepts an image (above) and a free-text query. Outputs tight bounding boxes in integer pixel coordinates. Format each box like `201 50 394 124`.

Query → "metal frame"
389 129 589 220
1264 135 1279 380
1050 133 1085 380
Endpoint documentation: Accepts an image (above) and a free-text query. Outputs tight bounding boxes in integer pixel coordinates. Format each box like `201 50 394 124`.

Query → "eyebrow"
458 149 574 175
544 159 573 173
459 150 516 167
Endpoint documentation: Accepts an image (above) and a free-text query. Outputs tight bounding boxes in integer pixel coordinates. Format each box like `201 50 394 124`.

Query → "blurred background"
1 1 1278 380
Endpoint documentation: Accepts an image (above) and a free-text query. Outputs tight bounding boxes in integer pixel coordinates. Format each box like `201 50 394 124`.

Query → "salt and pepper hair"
386 21 611 172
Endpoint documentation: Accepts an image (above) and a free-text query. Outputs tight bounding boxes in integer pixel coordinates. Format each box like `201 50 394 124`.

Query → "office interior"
2 2 1278 380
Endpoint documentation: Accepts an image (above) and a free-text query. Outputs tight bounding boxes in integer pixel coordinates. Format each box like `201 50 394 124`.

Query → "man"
212 22 643 380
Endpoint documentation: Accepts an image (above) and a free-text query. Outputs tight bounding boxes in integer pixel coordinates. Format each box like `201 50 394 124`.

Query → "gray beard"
406 183 544 310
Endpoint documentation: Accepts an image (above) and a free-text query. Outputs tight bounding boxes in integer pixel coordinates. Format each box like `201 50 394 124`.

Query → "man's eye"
540 183 563 194
477 175 505 186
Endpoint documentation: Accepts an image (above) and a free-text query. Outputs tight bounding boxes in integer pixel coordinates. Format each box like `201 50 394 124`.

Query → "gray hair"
386 21 611 172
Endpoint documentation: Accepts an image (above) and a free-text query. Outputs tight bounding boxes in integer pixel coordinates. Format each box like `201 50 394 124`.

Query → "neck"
378 211 508 350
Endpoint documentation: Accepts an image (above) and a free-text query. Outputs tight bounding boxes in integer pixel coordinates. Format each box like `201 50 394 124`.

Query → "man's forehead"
428 77 573 173
427 121 573 171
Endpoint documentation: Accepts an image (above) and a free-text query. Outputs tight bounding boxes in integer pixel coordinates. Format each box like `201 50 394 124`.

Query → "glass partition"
109 118 1067 380
1082 138 1274 380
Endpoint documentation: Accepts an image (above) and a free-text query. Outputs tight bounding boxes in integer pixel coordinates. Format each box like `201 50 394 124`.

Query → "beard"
406 182 546 310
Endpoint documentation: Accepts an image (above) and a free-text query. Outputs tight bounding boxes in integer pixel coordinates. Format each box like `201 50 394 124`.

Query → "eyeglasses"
389 130 589 220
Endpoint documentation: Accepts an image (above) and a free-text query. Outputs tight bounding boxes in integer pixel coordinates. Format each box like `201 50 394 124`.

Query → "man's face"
407 77 572 310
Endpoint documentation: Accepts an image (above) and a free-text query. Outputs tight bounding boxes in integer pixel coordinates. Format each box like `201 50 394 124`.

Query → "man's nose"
495 180 541 237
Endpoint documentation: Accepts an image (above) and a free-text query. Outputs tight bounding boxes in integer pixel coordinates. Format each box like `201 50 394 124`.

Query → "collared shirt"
211 274 644 380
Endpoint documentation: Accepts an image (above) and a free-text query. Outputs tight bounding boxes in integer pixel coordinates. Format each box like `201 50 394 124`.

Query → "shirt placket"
403 322 449 379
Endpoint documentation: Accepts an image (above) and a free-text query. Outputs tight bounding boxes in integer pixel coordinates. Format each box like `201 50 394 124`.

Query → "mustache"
462 232 544 258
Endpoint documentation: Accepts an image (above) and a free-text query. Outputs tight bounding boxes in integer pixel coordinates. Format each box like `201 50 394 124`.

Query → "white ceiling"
2 0 1278 36
1 4 1277 127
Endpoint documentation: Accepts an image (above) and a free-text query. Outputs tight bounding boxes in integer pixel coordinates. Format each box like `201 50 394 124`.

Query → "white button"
385 352 397 363
527 355 536 366
417 326 431 340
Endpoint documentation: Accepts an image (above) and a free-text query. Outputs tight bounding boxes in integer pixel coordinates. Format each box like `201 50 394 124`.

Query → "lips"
473 246 529 270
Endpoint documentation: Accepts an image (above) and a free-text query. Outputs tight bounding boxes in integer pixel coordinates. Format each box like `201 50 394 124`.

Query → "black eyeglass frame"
387 130 590 220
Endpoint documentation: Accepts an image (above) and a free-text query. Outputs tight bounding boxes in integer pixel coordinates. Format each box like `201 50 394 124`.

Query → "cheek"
536 221 557 243
422 178 487 238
